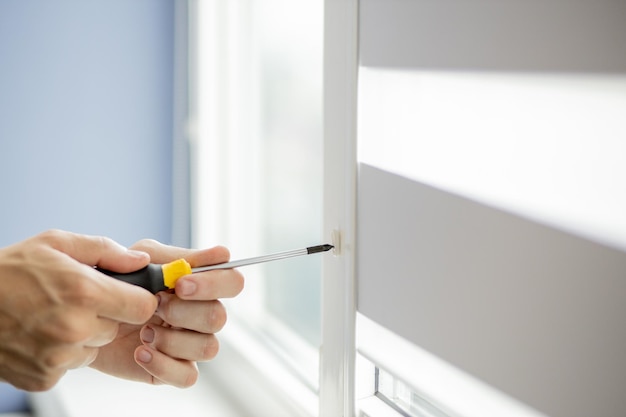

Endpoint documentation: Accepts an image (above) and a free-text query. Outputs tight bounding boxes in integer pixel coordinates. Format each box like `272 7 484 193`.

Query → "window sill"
198 317 318 417
29 366 242 417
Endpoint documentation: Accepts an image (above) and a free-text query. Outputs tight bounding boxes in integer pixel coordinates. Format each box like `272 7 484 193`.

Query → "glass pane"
254 0 323 346
194 0 323 348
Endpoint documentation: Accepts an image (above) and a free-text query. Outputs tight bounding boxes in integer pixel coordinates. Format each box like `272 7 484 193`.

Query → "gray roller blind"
356 1 626 416
360 0 626 72
357 164 626 417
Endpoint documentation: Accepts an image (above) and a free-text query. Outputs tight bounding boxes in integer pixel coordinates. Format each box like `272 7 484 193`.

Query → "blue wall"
0 0 174 248
0 0 174 410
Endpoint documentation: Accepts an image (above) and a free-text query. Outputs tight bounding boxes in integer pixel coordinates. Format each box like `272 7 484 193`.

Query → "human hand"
0 230 158 391
89 239 244 387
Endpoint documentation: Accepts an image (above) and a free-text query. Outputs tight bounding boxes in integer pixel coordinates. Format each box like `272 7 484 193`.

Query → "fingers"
155 292 226 333
134 324 218 388
83 317 120 348
120 239 246 389
87 269 158 324
0 353 69 392
1 344 99 391
140 325 220 361
149 292 223 386
36 308 120 348
175 268 245 300
128 239 244 300
130 239 231 267
32 229 157 324
134 345 199 388
38 345 99 371
0 229 160 391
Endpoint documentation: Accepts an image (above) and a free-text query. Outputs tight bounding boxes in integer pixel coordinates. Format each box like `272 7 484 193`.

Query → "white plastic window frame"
319 0 358 415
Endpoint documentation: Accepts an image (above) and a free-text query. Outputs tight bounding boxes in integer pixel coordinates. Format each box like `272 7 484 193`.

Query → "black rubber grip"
97 263 167 294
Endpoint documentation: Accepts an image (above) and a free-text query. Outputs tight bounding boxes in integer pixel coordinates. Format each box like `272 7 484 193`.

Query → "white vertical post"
319 0 359 416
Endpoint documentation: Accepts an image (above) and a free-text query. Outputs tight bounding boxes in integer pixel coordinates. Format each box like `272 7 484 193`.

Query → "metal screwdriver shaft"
191 244 334 273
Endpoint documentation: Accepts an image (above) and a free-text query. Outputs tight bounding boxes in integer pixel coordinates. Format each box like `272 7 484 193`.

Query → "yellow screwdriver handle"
162 258 192 289
98 258 192 294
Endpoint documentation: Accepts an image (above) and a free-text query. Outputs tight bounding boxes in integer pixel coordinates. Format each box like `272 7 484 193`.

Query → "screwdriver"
98 244 334 294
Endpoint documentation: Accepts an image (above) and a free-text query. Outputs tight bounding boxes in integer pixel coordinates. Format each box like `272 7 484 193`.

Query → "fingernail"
141 326 155 344
178 279 197 297
137 348 152 364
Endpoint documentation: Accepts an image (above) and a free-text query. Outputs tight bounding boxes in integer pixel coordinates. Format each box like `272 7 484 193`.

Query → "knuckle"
201 335 220 361
214 245 231 260
63 277 99 308
80 348 99 368
232 270 245 295
131 238 160 252
94 235 118 253
38 228 64 240
58 326 90 345
42 349 70 369
27 378 58 392
47 313 91 344
23 369 65 392
36 229 66 246
209 301 227 332
93 235 109 249
101 322 120 345
129 294 157 324
159 329 176 352
136 298 157 323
